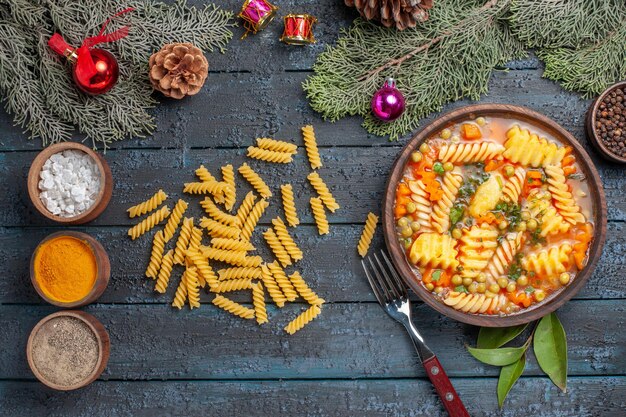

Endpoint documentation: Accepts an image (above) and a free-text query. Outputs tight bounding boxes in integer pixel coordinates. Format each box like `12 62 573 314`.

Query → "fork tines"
361 250 408 305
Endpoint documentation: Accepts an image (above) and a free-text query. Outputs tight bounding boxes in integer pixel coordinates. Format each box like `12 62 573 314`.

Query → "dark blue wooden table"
1 1 624 415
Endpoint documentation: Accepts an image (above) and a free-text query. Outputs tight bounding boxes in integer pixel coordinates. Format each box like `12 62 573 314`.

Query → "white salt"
38 150 101 218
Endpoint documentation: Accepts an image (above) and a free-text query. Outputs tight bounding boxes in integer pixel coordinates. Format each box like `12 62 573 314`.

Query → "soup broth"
394 116 594 315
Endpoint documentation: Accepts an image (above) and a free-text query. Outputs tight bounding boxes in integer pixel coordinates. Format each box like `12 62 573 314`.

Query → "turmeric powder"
34 236 97 303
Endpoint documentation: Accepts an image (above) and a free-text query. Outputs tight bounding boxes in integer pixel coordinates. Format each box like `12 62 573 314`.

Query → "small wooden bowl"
27 142 113 224
383 104 607 327
585 80 626 164
27 310 110 391
30 231 110 308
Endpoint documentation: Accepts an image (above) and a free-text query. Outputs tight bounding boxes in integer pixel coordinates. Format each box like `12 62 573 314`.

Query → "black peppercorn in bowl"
586 80 626 164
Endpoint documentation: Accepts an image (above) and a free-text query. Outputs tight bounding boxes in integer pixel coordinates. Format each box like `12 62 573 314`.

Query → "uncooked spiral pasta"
237 255 263 268
251 282 268 325
200 217 241 239
409 233 458 269
213 278 253 293
280 184 299 227
503 125 568 167
247 146 293 164
256 138 298 154
201 247 247 264
408 179 433 232
260 263 287 307
431 172 463 233
310 197 329 235
128 205 170 240
522 244 572 278
236 191 257 227
289 271 325 305
183 180 228 196
502 167 526 203
155 250 174 293
218 267 262 280
307 172 340 212
545 164 585 225
238 163 272 198
263 228 292 267
171 271 188 309
127 189 168 218
443 291 510 314
210 238 255 252
438 142 504 164
200 197 240 227
272 217 303 261
173 217 194 265
458 224 499 279
268 261 297 302
185 266 201 309
241 199 269 241
284 304 322 335
221 164 236 211
196 165 225 203
302 125 322 169
146 230 165 279
212 294 255 319
485 232 524 279
187 227 204 258
163 199 188 242
357 212 378 258
186 249 219 289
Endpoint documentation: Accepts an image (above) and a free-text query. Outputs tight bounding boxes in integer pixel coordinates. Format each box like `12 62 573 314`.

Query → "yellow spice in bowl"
34 236 97 303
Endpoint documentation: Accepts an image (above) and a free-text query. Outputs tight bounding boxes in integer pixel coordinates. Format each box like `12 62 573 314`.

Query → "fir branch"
0 0 235 148
538 25 626 97
303 0 525 140
508 0 625 49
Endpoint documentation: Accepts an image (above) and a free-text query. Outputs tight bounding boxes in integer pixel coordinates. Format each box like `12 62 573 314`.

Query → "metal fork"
362 251 469 417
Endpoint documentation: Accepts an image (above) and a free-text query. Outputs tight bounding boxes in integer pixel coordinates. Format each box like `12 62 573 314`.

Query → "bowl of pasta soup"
383 104 607 326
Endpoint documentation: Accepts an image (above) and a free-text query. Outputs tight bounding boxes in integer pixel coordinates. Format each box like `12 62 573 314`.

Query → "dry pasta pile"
126 125 343 334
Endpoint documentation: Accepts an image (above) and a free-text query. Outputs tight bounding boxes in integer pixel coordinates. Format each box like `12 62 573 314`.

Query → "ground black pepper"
595 87 625 158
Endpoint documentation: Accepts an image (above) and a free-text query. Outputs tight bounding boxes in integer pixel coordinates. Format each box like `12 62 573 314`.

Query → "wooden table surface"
1 1 625 416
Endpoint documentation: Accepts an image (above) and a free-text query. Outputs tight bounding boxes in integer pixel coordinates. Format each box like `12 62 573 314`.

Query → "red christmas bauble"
72 48 119 95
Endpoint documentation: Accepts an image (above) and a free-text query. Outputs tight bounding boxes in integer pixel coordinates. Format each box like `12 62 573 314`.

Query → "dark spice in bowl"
594 87 625 158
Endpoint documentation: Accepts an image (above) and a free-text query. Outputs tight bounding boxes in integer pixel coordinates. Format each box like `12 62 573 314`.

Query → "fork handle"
423 355 470 417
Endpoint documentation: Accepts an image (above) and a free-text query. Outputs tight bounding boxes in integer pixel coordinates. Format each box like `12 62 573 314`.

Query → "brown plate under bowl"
27 142 113 224
383 104 607 327
585 80 626 164
27 310 110 391
30 231 110 308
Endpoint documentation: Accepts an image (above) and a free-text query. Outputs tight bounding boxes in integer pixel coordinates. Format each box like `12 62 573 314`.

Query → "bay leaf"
467 337 531 366
477 323 529 349
497 353 526 408
534 312 568 392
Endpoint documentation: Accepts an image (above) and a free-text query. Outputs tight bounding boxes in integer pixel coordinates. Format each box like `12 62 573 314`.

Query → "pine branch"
303 0 525 140
0 0 235 148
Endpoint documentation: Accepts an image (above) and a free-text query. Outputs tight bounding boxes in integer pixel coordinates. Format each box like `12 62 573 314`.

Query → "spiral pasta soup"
394 116 594 315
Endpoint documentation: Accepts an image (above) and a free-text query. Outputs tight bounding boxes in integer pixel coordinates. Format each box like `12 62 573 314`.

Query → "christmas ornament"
345 0 433 31
148 43 209 99
371 78 405 122
48 8 134 95
280 14 317 45
238 0 278 39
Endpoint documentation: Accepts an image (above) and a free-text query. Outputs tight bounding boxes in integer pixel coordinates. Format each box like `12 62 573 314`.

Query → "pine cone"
148 43 208 99
345 0 433 30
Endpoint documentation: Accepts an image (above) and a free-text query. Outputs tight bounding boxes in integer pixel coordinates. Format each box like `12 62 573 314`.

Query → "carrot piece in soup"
484 158 505 172
460 123 482 140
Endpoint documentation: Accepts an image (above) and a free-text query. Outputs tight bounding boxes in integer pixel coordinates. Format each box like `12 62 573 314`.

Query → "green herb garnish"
431 270 442 282
455 285 469 293
525 287 535 294
449 204 465 228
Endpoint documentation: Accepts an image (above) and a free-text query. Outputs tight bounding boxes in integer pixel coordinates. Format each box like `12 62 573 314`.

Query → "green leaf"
431 270 442 281
497 353 526 408
477 324 529 349
467 337 531 366
534 313 568 392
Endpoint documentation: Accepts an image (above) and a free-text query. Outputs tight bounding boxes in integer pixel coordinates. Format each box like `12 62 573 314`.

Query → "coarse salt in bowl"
28 142 113 224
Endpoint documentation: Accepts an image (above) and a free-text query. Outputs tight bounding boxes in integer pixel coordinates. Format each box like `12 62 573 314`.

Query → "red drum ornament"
371 78 406 122
47 8 133 95
238 0 278 39
280 14 317 45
